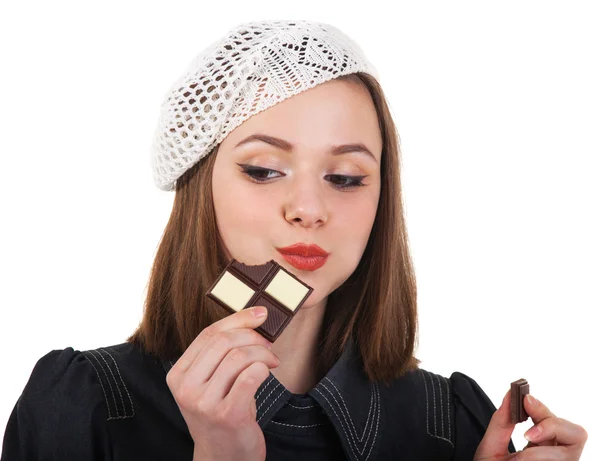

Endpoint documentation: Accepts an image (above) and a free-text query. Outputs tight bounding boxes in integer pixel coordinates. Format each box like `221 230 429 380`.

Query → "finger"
474 389 516 458
202 345 280 401
522 440 556 450
522 394 556 425
509 445 569 460
184 328 274 384
524 438 556 449
524 416 588 447
222 361 272 422
174 306 270 373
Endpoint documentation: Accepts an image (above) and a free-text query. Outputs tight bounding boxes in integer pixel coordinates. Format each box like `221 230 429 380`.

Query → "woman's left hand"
473 389 588 460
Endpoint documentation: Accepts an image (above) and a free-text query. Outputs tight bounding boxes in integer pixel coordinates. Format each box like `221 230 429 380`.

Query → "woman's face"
212 79 382 308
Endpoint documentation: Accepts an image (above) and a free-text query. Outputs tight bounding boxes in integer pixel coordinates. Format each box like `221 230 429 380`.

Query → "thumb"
474 390 517 459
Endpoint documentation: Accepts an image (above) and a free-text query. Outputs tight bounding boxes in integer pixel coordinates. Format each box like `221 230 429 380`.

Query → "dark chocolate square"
205 259 313 342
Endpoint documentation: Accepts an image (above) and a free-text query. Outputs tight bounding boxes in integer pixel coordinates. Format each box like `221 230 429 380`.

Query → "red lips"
277 243 329 257
276 243 330 271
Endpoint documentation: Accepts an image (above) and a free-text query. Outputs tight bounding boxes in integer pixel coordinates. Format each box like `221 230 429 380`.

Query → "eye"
325 174 368 190
237 164 368 190
237 164 283 181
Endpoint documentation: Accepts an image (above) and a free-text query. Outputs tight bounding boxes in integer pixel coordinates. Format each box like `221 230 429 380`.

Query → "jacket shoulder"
378 367 516 460
19 343 140 422
79 343 138 420
406 369 516 459
373 368 455 460
2 346 117 459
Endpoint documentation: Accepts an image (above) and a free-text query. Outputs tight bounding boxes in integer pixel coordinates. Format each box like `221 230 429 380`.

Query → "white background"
1 1 598 458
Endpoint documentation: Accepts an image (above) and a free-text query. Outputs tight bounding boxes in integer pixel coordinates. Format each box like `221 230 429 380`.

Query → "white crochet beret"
150 19 380 191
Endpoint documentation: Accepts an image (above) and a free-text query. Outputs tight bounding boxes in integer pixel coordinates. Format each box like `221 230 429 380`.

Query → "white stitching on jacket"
270 421 325 428
315 387 360 461
444 376 451 441
427 371 438 437
434 373 444 438
83 351 120 417
257 388 286 424
318 380 379 460
256 382 282 413
363 384 380 461
255 375 277 423
99 348 135 416
420 370 454 447
82 352 114 419
324 377 374 442
255 375 275 402
285 402 316 409
90 350 128 417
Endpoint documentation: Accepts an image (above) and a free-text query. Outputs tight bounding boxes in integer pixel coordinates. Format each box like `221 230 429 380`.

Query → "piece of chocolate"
510 378 530 424
205 259 314 342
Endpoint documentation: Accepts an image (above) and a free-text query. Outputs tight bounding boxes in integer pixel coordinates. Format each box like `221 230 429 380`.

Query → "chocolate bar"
510 378 530 424
205 259 314 342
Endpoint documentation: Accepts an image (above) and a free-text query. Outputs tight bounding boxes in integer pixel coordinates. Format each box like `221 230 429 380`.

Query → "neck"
268 297 327 395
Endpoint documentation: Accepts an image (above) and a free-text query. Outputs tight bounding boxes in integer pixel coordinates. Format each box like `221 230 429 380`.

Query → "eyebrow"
234 133 378 163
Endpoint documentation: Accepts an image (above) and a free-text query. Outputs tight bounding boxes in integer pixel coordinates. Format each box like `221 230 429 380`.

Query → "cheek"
213 178 278 258
329 194 378 272
334 193 378 241
216 183 277 227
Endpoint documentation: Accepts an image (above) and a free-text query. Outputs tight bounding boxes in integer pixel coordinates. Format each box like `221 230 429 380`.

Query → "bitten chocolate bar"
510 378 530 424
205 259 313 342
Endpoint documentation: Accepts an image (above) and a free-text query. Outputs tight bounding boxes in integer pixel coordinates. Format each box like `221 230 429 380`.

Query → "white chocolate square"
264 270 310 312
209 271 255 312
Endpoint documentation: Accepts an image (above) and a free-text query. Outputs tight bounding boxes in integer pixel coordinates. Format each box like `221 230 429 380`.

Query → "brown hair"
127 72 421 386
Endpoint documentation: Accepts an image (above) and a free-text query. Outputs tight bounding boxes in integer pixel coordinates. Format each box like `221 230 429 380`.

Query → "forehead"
219 79 382 162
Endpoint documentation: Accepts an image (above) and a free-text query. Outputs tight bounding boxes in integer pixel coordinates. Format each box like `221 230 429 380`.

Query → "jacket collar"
254 339 382 461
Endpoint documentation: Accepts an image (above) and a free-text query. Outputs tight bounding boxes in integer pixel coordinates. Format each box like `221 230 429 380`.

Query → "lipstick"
276 243 330 271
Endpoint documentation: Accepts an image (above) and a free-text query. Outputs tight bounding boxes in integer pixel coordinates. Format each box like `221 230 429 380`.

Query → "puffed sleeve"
450 372 516 461
1 348 111 460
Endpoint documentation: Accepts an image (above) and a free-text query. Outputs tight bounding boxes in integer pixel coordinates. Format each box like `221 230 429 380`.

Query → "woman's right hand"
166 306 280 461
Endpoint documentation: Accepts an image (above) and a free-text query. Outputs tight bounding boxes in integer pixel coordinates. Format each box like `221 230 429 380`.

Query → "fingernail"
526 394 538 406
524 425 541 441
253 307 267 318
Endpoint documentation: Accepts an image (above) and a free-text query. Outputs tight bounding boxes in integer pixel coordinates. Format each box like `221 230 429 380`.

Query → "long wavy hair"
127 72 421 386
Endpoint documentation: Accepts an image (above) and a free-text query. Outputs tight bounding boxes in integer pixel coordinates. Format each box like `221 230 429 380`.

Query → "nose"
283 175 328 229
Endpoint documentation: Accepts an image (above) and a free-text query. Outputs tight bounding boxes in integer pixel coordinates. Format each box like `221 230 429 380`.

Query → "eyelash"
237 164 368 190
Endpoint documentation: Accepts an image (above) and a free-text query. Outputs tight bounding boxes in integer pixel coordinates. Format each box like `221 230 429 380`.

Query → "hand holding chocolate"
205 259 314 342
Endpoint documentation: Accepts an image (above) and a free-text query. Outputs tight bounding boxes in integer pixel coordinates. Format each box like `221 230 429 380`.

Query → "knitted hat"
150 19 380 191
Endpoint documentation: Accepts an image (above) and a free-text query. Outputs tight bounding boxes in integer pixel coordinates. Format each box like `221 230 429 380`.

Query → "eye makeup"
236 163 368 190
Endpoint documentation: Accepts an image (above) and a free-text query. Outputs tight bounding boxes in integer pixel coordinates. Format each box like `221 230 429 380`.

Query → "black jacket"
1 339 516 460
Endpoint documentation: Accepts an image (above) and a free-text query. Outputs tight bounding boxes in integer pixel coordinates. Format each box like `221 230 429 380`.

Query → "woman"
1 19 587 461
